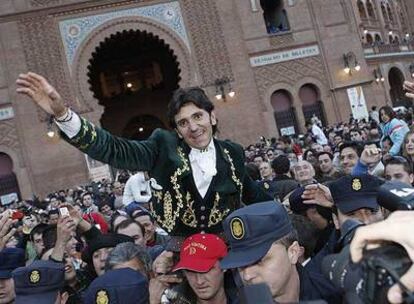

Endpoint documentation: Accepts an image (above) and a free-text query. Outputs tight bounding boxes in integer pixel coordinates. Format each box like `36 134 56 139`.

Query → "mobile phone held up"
59 207 70 217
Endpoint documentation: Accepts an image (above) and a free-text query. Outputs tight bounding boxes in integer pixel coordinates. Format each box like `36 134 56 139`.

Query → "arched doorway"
0 153 20 205
271 89 298 135
122 115 166 140
299 84 327 126
87 30 180 139
389 67 410 107
366 33 374 44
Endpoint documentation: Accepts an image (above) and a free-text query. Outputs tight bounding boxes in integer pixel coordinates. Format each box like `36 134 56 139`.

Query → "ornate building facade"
0 0 413 198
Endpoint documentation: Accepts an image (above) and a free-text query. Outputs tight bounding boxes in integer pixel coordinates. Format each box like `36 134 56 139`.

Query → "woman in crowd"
402 128 414 171
379 106 409 156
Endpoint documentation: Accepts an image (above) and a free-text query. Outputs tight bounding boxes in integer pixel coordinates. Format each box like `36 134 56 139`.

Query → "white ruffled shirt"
189 139 217 198
55 109 217 198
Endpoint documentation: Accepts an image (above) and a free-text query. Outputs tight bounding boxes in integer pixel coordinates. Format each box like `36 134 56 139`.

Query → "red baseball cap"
172 233 227 273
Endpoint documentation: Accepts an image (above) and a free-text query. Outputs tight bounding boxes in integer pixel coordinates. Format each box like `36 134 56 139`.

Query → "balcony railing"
363 41 414 57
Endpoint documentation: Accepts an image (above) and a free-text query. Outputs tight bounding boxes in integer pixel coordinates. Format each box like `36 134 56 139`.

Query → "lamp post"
343 52 361 75
373 68 385 83
214 77 236 101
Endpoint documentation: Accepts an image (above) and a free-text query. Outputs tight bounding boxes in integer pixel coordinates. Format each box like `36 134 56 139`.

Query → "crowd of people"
1 73 414 303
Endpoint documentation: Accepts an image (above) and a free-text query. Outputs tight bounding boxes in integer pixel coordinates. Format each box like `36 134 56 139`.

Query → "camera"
322 242 413 304
377 180 414 211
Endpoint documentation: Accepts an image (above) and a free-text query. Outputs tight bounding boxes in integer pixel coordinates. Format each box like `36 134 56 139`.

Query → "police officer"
12 260 67 304
220 201 340 303
0 248 25 304
83 267 148 304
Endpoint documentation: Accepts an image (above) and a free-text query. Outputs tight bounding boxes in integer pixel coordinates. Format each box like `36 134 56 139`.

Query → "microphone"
377 180 414 211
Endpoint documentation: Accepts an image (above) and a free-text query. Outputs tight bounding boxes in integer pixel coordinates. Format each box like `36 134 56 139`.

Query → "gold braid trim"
182 192 197 228
149 147 190 233
223 149 243 198
150 191 175 232
208 193 229 227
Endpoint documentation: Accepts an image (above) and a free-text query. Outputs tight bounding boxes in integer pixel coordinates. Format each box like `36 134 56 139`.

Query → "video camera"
322 244 413 304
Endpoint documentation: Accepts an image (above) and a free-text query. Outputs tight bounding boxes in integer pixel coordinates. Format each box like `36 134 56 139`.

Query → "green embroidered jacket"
61 117 271 237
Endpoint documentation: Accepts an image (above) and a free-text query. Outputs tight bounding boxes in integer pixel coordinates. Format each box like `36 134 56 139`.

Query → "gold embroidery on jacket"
223 149 243 198
152 147 190 232
182 192 197 227
150 191 176 232
208 193 230 227
73 118 97 150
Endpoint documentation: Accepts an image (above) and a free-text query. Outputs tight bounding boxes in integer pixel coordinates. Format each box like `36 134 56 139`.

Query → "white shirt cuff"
54 109 82 139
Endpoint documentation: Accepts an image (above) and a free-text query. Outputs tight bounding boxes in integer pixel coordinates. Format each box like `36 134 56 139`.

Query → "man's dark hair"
115 219 145 236
98 200 113 212
289 214 318 260
253 154 264 161
317 151 333 161
372 106 377 111
245 163 261 181
271 155 290 175
48 209 59 216
339 141 363 157
42 225 57 253
384 156 412 174
81 192 93 202
281 135 292 145
30 223 49 242
167 87 216 132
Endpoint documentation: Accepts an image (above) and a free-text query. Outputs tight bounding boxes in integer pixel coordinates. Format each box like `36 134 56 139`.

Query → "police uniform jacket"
61 117 270 237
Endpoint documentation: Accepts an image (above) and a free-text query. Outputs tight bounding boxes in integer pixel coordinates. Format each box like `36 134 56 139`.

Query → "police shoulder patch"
96 289 109 304
352 178 362 191
29 270 40 284
230 217 245 240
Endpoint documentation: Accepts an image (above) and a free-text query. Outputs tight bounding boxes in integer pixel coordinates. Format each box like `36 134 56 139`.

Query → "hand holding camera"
351 211 414 303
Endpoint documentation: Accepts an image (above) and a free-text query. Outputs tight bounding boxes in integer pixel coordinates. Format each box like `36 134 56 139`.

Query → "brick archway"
72 16 196 115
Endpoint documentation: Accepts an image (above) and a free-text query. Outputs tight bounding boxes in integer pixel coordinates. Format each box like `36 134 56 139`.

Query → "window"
366 0 376 19
366 33 374 44
394 36 399 44
260 0 290 34
387 4 393 22
381 3 388 21
375 34 382 42
357 0 367 19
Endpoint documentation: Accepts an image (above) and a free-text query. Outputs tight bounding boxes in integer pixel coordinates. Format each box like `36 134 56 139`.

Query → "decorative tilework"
59 1 190 67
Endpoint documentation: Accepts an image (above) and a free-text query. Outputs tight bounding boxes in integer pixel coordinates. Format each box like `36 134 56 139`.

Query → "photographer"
350 211 414 304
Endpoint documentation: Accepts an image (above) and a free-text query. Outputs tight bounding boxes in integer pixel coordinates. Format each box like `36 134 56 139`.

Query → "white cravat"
189 140 217 198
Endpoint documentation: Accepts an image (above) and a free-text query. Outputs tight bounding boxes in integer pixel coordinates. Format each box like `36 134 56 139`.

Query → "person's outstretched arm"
16 72 159 171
